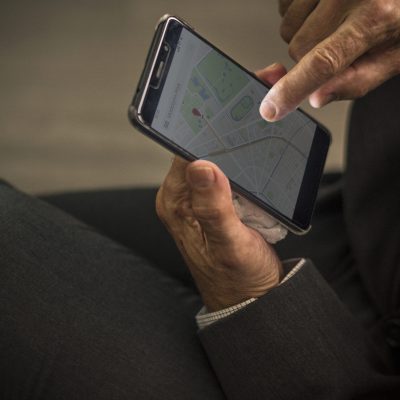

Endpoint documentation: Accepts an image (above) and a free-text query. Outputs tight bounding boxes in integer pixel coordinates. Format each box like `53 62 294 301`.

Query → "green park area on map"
198 51 249 105
180 50 250 134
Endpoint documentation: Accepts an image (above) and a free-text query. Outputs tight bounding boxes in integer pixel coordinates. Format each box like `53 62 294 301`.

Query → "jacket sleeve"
198 260 400 399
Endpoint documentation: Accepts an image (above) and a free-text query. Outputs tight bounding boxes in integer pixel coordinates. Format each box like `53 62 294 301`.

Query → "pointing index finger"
260 18 374 121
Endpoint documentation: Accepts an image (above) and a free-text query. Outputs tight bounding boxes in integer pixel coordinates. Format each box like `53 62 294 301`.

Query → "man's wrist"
200 257 283 312
196 258 306 329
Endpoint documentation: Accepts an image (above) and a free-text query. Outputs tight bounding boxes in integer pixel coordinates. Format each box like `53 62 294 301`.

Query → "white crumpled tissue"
232 192 288 244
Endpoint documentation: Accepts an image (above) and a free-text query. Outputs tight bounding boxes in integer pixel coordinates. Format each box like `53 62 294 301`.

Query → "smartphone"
128 15 331 234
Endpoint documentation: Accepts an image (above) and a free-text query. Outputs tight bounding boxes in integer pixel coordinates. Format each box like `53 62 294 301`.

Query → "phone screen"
138 18 330 231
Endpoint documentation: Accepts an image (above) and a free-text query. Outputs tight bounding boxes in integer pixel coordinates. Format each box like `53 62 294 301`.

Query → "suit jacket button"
385 319 400 348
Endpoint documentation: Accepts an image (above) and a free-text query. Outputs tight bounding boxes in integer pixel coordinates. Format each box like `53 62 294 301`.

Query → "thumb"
186 160 244 245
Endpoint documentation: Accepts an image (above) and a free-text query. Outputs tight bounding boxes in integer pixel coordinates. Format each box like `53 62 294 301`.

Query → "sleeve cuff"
196 258 306 329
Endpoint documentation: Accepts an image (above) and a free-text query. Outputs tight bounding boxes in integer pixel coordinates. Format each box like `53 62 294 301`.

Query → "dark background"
0 0 350 194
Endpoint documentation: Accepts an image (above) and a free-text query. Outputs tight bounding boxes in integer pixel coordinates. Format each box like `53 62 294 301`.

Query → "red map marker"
191 107 226 150
192 108 202 117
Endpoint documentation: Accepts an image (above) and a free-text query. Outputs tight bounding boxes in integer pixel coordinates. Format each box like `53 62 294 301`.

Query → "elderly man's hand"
260 0 400 121
156 157 283 312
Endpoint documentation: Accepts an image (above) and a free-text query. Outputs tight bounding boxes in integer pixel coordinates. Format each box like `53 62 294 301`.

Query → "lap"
40 187 193 289
40 180 348 288
0 183 224 399
42 182 375 333
42 177 376 326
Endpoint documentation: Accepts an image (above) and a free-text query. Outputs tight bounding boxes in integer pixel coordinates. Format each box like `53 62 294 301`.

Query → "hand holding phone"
156 156 283 311
129 15 331 234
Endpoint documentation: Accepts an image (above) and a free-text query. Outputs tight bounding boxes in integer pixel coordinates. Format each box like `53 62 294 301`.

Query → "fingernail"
259 99 277 121
266 62 279 70
188 167 215 188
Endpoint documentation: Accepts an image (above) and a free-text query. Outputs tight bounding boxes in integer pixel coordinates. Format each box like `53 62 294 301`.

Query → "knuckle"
358 0 399 38
155 187 167 220
351 16 376 45
162 172 174 192
192 205 224 222
372 0 397 23
156 185 188 224
309 46 342 79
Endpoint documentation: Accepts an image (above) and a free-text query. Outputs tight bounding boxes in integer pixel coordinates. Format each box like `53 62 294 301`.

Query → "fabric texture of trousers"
0 185 224 399
1 75 400 398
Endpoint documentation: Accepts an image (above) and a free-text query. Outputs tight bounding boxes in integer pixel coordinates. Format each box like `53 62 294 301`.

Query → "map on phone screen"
152 27 317 219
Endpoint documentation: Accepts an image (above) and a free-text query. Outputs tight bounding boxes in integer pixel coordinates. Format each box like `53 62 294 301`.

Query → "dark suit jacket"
198 76 400 399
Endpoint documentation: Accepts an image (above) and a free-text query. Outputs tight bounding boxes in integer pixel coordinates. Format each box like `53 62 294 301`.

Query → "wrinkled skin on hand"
156 65 287 312
156 158 282 312
260 0 400 121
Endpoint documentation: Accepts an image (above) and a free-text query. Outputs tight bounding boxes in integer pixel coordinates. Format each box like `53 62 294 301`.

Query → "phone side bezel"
128 15 331 235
